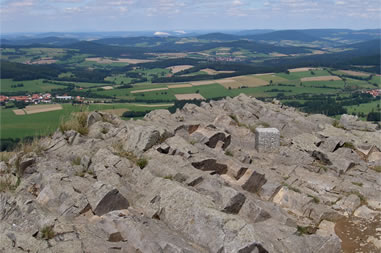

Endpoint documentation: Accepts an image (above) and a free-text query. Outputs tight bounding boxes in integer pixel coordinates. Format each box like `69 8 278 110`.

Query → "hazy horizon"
1 0 380 34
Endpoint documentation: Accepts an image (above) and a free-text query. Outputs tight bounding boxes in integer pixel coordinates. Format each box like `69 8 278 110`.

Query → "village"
0 93 88 106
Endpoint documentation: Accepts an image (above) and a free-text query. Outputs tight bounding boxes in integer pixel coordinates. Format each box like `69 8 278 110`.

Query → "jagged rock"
223 159 248 180
255 128 280 152
190 126 231 150
87 111 103 127
239 170 267 194
368 151 381 164
191 158 228 175
36 182 89 216
333 194 361 215
81 155 91 169
86 182 130 216
340 114 378 132
317 220 337 237
318 137 344 152
163 135 199 158
272 186 313 217
123 125 162 153
19 155 36 173
292 133 321 152
4 94 381 252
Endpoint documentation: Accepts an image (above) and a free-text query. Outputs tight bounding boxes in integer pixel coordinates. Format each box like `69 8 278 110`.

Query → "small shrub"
332 120 343 129
40 225 55 240
296 225 316 236
224 150 234 157
163 175 173 180
137 158 148 169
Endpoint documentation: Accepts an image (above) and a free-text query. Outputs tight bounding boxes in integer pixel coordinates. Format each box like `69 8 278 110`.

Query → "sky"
0 0 380 33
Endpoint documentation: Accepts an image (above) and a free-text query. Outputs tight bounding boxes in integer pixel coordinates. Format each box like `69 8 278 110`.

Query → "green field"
0 79 63 93
276 70 332 80
345 100 381 115
0 103 172 139
104 74 133 85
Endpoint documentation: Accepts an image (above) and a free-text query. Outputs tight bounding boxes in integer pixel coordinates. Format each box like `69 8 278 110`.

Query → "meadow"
0 103 172 139
1 79 63 93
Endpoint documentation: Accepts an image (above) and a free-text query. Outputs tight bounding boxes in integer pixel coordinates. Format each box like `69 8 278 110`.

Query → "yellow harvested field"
130 87 169 94
289 67 321 72
201 68 235 75
191 80 217 86
219 80 242 89
86 57 154 64
100 108 128 116
102 86 113 90
24 104 63 114
232 76 269 86
254 73 275 76
339 70 370 77
175 94 205 100
167 65 194 74
168 84 193 88
301 76 342 82
130 103 174 107
13 109 25 115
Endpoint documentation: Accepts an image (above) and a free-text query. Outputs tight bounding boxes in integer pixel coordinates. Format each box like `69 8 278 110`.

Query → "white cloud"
154 31 170 36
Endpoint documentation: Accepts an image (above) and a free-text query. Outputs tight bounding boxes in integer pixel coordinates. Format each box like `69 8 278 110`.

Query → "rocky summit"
1 94 381 253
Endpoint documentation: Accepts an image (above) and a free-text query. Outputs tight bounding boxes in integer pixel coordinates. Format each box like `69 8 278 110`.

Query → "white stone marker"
255 128 280 152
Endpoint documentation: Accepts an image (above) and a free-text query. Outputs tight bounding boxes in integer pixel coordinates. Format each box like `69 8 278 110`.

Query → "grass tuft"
137 158 148 169
59 111 89 135
224 150 234 157
0 176 20 192
40 225 55 240
0 152 14 164
342 142 355 149
71 156 81 166
163 175 173 180
112 142 148 169
295 225 316 236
